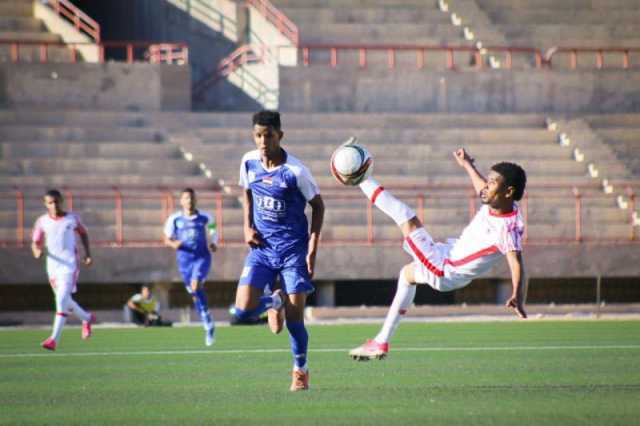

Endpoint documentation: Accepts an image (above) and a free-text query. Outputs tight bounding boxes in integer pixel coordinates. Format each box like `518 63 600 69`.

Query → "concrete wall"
1 243 638 286
0 62 190 111
280 69 640 113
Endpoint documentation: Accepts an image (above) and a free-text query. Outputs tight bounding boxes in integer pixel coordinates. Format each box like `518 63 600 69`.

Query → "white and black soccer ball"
330 138 373 186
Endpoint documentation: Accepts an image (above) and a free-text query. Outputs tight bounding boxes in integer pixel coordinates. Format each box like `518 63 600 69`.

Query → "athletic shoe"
290 368 309 392
82 313 96 340
267 289 285 334
349 339 389 361
205 328 215 346
41 338 56 351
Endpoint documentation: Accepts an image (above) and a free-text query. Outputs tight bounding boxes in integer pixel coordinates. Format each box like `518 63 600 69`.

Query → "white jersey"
32 213 88 277
405 204 524 291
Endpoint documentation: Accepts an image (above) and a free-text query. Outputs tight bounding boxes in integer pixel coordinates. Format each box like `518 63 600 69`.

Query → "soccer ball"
330 138 373 186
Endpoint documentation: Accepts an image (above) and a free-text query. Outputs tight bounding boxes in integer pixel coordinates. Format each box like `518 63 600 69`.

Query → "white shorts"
403 228 471 292
48 269 79 294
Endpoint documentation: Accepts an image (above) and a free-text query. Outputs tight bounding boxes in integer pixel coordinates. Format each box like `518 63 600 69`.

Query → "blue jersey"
163 211 213 261
239 149 320 259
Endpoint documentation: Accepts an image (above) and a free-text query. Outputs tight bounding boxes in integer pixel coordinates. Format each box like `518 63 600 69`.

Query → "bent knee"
402 263 418 285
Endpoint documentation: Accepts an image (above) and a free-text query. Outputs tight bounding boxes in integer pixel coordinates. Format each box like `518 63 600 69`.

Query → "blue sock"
286 321 308 370
193 289 214 331
233 294 275 322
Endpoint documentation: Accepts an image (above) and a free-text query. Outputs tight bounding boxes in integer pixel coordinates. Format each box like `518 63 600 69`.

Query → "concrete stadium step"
0 31 60 43
585 114 640 128
2 110 545 130
299 23 468 44
498 24 638 39
486 9 640 25
0 1 33 18
279 6 452 24
193 128 552 145
0 159 200 175
314 174 602 188
473 0 637 9
1 142 182 159
0 17 42 31
0 125 166 142
272 0 441 7
0 109 150 127
1 174 211 187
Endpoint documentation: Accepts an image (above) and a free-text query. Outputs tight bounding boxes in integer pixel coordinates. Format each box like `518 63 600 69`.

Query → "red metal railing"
2 185 638 248
295 44 543 70
1 40 189 65
245 0 299 46
147 43 189 65
545 47 640 69
193 44 267 98
45 0 100 42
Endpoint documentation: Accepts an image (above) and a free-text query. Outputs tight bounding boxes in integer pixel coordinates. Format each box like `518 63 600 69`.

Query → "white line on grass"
1 344 640 358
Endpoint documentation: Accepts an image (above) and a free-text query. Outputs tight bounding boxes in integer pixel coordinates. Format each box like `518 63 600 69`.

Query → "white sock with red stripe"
359 178 416 226
374 268 416 344
68 298 91 322
51 312 67 342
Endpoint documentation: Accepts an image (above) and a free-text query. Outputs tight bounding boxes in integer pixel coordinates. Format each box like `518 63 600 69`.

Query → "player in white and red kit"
348 147 527 360
31 189 96 351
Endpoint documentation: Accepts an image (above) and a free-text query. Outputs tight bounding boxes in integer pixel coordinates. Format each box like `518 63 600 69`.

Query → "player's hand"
83 256 93 266
506 296 527 319
209 243 217 253
32 247 43 259
453 148 474 167
244 227 264 248
306 251 317 279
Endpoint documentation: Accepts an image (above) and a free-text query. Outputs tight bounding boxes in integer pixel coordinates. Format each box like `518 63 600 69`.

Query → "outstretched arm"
505 250 527 319
453 148 486 196
306 194 325 278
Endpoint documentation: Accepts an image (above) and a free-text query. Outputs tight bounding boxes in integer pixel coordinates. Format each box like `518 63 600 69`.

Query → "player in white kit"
349 147 528 360
31 189 96 351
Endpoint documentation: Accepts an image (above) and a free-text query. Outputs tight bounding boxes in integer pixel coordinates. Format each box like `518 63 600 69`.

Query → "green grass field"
1 320 639 426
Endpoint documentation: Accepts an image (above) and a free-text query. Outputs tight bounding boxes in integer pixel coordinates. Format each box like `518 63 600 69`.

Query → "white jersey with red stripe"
404 204 524 291
32 213 88 278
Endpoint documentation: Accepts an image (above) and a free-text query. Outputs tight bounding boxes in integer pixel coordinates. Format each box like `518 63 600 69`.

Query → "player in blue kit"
232 110 325 391
164 188 218 346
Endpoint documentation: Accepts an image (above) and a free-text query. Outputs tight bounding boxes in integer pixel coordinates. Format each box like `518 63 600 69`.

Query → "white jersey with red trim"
446 204 524 283
32 213 88 277
404 204 523 291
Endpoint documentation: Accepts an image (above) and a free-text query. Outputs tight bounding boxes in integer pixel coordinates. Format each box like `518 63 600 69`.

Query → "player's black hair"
491 162 527 201
252 110 281 130
181 188 196 196
44 189 63 200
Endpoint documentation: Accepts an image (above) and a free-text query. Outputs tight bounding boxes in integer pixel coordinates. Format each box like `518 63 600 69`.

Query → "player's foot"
82 313 96 340
267 289 285 334
41 338 56 351
205 328 215 346
349 339 389 361
290 368 309 392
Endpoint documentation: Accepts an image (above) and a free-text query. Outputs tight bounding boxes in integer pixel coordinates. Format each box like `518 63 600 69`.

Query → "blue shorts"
238 249 314 295
177 255 211 291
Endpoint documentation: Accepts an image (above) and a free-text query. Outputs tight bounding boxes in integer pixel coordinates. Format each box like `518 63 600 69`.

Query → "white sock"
359 178 416 226
68 298 91 322
51 313 67 342
374 269 416 344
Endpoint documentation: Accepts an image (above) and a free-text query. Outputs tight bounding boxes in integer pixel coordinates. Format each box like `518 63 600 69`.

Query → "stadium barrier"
293 44 543 70
545 47 640 69
1 40 189 65
2 184 637 248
